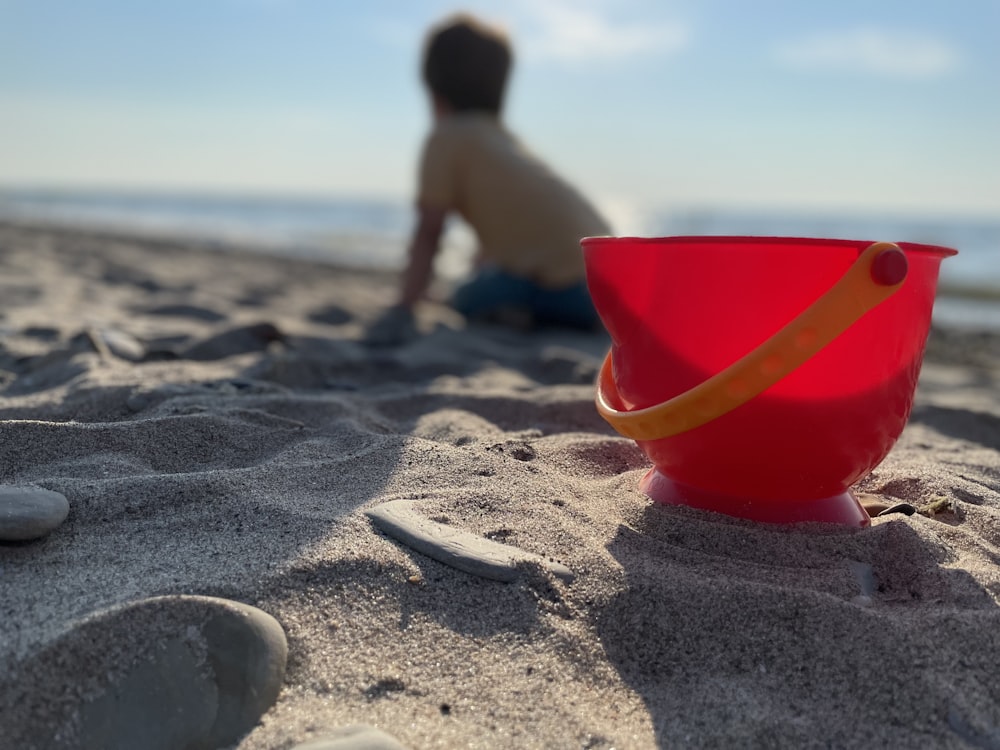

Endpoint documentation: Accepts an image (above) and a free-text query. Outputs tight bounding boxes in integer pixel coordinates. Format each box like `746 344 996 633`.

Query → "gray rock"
292 725 409 750
72 595 288 750
367 499 573 583
0 485 69 541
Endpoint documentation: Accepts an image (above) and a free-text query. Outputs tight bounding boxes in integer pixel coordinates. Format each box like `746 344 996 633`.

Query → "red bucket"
583 236 956 527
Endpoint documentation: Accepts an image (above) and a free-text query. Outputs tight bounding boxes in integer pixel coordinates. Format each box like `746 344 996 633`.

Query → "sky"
1 0 998 220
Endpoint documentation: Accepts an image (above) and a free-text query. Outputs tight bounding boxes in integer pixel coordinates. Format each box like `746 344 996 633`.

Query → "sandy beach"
2 220 999 749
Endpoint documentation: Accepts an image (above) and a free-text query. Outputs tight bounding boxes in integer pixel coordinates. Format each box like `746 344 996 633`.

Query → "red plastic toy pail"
583 236 956 526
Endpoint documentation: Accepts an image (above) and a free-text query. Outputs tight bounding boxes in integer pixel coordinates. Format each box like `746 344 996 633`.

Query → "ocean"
2 187 998 329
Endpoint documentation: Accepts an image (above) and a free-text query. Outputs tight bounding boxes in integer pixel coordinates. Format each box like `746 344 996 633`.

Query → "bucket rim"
580 234 959 257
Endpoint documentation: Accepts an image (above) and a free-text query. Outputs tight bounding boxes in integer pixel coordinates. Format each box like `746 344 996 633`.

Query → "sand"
1 220 999 749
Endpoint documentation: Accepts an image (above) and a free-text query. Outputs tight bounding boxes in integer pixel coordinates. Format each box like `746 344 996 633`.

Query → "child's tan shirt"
417 113 611 288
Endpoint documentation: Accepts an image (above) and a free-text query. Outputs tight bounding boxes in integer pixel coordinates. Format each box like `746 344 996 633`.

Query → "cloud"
514 1 689 65
774 27 959 79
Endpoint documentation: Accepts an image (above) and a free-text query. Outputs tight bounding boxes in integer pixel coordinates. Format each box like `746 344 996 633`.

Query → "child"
366 13 611 345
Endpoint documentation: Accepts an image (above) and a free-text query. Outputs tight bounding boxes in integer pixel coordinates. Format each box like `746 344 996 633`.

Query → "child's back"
421 111 610 289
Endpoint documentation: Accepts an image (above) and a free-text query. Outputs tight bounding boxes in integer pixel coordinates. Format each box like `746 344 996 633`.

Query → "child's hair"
422 14 512 115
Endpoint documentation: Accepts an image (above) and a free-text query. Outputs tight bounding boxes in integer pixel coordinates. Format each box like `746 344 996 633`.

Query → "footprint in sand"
3 595 287 750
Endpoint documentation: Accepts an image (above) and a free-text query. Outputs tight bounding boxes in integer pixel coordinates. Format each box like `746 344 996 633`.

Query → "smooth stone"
92 327 146 362
367 499 573 583
292 725 409 750
74 595 288 750
0 485 69 541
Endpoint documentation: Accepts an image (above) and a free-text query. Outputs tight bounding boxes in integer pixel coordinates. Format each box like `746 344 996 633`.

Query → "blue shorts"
451 267 600 330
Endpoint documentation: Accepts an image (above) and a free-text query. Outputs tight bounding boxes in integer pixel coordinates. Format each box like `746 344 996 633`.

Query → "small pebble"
0 485 69 541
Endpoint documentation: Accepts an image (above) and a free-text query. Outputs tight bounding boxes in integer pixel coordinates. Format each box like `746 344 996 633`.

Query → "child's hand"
363 305 417 347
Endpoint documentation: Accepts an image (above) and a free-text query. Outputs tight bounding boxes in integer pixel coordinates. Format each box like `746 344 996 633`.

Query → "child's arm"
364 204 447 346
399 204 447 309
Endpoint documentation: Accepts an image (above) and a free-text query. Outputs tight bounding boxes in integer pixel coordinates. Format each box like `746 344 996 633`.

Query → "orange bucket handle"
596 242 909 441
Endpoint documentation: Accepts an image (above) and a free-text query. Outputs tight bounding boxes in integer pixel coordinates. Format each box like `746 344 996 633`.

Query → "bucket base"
639 469 870 527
